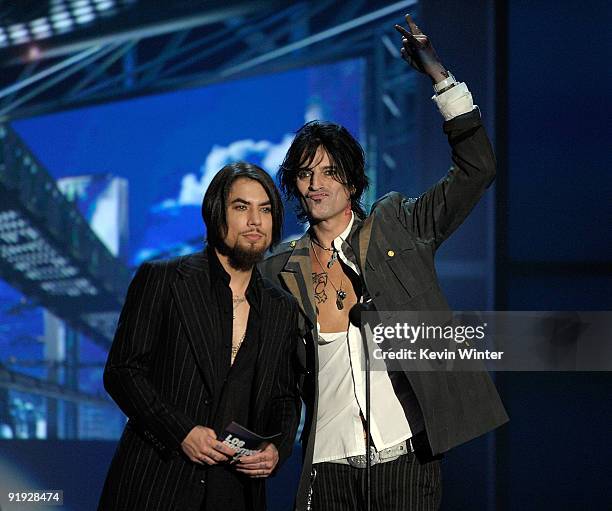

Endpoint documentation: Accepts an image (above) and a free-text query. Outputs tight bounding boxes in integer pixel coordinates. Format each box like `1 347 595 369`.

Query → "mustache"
306 190 330 198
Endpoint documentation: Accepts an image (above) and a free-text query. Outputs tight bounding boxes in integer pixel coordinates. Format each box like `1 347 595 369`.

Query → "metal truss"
365 21 418 202
0 0 417 121
0 362 111 406
0 123 131 349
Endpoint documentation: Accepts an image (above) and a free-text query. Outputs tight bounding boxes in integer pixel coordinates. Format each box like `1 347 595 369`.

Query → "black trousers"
310 452 442 511
201 465 252 511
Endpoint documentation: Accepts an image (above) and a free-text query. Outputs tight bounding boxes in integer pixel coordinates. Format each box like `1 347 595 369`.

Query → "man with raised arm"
259 15 508 511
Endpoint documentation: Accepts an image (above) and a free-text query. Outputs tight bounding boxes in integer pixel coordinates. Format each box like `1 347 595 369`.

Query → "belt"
327 440 412 468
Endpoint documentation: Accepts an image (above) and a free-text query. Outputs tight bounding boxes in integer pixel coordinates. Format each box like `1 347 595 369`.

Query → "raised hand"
394 14 448 84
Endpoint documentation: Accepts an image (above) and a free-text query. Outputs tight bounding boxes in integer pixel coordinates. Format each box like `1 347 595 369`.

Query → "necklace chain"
231 295 247 363
312 237 338 268
231 330 246 364
232 295 246 319
311 240 347 310
311 237 333 251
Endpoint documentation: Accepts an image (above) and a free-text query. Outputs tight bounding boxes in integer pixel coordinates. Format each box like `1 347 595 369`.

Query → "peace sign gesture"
394 14 449 84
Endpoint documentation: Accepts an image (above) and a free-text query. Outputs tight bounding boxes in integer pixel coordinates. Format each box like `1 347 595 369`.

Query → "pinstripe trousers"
310 452 442 511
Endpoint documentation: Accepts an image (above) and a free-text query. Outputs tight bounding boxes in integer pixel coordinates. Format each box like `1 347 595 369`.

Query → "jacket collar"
279 212 374 328
280 230 316 327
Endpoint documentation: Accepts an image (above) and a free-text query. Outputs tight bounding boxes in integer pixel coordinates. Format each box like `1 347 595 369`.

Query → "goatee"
218 241 266 271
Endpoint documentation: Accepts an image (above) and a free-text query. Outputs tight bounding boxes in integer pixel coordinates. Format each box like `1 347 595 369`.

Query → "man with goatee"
98 162 301 511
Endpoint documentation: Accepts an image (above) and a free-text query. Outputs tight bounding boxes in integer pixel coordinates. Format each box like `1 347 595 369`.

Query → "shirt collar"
207 245 231 285
332 211 355 251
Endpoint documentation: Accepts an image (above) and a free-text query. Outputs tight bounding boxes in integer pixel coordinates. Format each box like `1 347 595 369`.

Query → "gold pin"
290 240 296 247
387 250 395 257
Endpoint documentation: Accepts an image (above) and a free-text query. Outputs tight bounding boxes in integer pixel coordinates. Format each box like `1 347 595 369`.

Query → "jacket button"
204 399 211 406
387 250 395 257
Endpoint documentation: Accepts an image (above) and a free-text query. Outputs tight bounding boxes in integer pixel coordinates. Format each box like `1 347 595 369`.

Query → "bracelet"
434 72 457 94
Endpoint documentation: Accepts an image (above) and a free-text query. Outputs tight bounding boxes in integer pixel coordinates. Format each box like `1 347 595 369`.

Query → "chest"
310 251 359 333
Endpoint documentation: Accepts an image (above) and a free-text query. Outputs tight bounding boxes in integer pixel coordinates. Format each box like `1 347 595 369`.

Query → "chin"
310 208 341 222
246 238 272 251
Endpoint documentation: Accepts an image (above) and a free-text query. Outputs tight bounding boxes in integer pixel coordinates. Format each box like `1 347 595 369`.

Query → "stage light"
30 18 50 28
73 6 94 17
30 20 51 35
8 24 29 41
51 11 71 22
76 13 95 24
0 210 95 297
95 1 114 11
53 18 74 30
11 36 30 45
31 23 51 34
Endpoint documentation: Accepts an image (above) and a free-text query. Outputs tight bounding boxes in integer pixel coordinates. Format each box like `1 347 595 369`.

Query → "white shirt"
313 213 413 463
312 84 475 463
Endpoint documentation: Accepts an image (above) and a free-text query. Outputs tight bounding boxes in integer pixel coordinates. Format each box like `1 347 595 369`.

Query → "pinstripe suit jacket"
259 108 509 510
98 250 301 511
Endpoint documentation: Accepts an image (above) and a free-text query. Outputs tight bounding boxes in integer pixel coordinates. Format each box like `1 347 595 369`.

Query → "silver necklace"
231 330 246 364
232 295 246 320
231 295 247 363
311 240 347 310
311 237 338 268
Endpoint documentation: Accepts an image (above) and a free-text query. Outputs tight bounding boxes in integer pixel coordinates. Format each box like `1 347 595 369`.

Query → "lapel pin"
387 250 395 257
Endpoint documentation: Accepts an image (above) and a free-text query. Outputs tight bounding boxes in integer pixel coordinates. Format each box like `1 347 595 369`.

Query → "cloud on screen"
156 134 293 211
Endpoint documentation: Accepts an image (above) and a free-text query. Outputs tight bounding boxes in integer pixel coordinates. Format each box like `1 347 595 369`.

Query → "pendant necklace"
312 237 338 269
311 240 347 310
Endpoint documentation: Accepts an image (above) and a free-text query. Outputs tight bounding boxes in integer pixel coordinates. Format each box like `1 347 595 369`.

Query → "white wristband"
433 72 457 94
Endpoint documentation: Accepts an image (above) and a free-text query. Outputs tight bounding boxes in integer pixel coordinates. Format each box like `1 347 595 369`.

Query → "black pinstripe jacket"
259 108 509 511
98 250 301 511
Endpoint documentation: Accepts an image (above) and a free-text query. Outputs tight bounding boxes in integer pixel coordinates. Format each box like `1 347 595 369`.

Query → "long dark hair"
278 121 369 222
202 162 283 249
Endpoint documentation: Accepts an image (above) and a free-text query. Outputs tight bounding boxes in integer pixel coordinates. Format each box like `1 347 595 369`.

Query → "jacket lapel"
347 214 375 277
280 231 316 328
171 251 216 395
251 285 280 409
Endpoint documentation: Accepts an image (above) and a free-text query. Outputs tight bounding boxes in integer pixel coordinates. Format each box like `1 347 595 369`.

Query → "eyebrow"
230 198 271 206
298 165 338 171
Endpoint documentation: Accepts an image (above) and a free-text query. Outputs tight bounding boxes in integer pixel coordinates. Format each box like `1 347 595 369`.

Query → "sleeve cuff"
431 82 476 121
